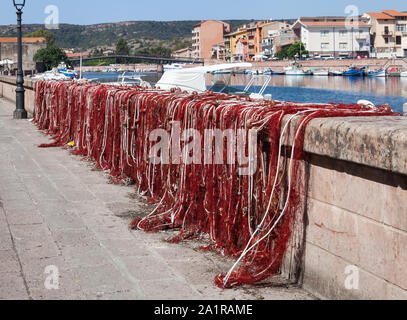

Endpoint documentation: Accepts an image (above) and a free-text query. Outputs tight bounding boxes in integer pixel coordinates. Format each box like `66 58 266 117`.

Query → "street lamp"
13 0 27 119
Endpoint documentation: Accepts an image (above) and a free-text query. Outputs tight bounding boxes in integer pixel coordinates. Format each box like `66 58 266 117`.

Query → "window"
321 42 330 50
396 24 406 32
339 42 347 50
396 36 402 45
385 37 389 44
339 30 347 37
321 30 330 37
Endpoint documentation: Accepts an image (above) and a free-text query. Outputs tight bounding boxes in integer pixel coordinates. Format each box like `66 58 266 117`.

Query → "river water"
83 72 406 113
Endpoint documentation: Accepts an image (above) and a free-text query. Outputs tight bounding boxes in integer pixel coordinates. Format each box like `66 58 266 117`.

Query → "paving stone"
52 229 100 249
139 278 200 300
0 249 20 274
60 245 111 268
0 272 28 300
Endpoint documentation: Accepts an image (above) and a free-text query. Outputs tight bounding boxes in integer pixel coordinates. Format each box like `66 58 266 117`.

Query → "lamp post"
13 0 27 119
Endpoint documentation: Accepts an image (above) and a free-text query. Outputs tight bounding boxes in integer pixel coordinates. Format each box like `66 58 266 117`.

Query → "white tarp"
156 63 252 93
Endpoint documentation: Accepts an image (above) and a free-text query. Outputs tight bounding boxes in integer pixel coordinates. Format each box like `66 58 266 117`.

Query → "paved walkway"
0 98 315 300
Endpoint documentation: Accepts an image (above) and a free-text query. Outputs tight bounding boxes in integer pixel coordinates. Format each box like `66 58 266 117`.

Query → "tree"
92 48 104 57
135 46 172 57
33 46 68 70
286 42 309 59
115 38 130 55
25 30 56 47
276 47 289 60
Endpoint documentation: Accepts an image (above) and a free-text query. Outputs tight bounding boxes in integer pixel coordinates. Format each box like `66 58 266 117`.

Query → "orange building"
192 20 231 59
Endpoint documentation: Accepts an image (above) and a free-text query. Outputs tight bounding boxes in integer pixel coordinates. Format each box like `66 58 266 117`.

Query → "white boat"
284 64 311 76
312 69 329 76
163 63 185 71
31 69 71 81
401 71 407 77
367 69 386 77
105 72 151 88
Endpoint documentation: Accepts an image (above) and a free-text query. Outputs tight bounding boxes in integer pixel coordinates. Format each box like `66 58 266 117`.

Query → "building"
172 47 193 58
363 10 407 58
292 17 371 58
260 21 298 58
192 20 231 59
0 37 46 71
224 27 249 62
211 42 226 60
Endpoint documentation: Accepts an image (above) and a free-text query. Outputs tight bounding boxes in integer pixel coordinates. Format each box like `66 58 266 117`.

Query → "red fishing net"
33 80 396 288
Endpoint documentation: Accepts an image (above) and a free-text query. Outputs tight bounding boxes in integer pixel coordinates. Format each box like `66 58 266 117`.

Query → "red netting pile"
33 80 396 288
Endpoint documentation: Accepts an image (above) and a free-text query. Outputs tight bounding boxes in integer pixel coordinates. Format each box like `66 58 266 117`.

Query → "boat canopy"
156 63 252 93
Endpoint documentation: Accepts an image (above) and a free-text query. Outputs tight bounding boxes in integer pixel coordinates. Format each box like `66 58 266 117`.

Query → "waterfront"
83 71 407 113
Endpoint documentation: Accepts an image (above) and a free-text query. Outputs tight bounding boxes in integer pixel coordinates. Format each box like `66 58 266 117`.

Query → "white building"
292 17 371 58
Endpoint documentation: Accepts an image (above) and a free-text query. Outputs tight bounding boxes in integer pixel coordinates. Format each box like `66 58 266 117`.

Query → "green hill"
0 20 255 50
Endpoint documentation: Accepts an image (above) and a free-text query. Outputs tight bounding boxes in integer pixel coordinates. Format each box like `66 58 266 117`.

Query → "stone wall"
0 42 46 71
283 116 407 300
205 58 407 72
0 76 35 115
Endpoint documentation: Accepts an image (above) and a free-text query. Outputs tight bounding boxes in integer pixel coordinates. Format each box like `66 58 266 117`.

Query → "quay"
0 97 313 300
1 76 407 300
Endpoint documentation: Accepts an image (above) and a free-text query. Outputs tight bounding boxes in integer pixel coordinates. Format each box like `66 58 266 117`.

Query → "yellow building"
224 28 249 61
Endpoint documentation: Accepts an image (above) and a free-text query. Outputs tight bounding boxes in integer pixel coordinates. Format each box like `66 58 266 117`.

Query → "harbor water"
83 72 406 114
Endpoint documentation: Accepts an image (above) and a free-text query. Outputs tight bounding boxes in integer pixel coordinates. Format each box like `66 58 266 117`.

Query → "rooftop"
381 10 407 17
0 37 46 43
366 12 396 20
296 19 368 27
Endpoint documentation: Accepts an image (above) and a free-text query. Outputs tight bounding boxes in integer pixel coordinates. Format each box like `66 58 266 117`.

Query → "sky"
0 0 406 25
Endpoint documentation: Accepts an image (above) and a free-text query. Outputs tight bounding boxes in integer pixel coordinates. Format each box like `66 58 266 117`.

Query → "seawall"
0 76 35 115
205 58 407 72
282 116 407 299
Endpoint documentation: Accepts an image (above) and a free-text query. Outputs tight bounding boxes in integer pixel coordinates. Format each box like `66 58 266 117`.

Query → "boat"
367 69 386 77
156 62 272 100
163 63 185 71
212 70 233 75
284 63 312 76
342 66 365 77
329 70 343 76
105 72 151 88
401 71 407 77
263 68 285 75
31 69 71 81
312 68 329 76
57 62 78 78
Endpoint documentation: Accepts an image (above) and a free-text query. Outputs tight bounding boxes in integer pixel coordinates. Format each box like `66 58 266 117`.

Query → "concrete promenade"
0 98 314 300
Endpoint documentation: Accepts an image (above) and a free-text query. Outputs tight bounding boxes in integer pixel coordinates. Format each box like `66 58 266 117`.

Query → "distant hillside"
0 20 255 50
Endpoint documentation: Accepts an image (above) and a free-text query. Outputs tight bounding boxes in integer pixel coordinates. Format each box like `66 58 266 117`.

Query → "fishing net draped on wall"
33 80 395 288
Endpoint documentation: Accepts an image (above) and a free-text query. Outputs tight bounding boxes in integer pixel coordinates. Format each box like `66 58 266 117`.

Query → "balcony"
382 31 394 37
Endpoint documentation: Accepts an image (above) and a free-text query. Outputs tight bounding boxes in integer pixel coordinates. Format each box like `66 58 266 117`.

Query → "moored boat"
284 63 312 76
367 69 386 77
312 68 329 76
342 66 365 77
401 71 407 77
329 70 343 76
